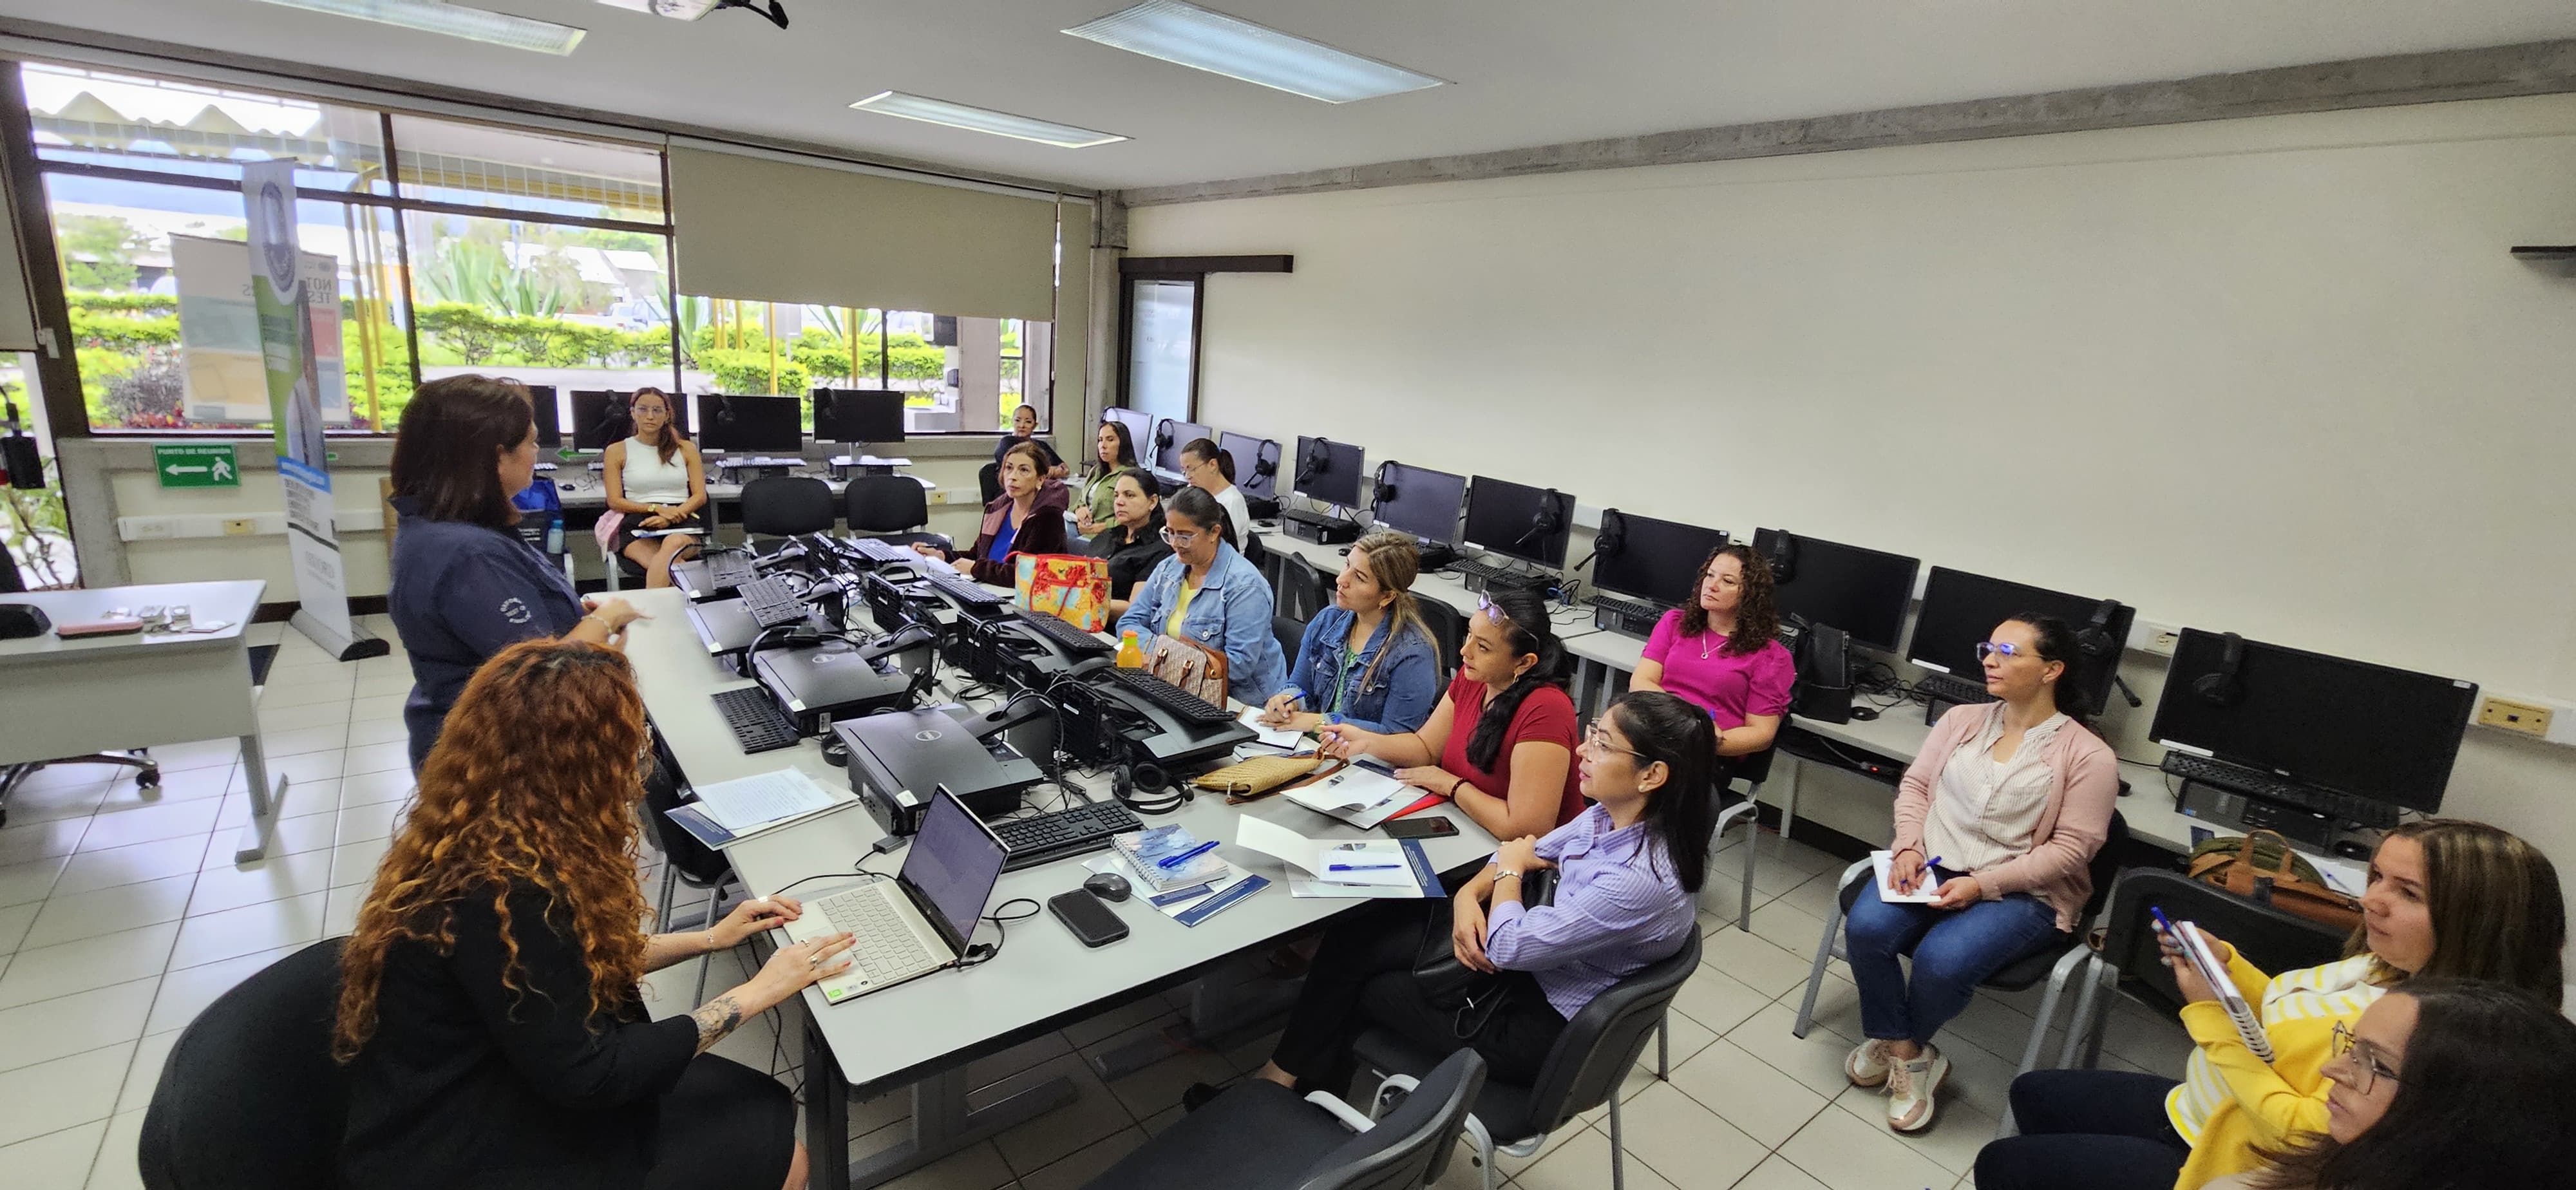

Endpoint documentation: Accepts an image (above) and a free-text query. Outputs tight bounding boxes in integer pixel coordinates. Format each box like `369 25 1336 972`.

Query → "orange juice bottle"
1116 630 1145 668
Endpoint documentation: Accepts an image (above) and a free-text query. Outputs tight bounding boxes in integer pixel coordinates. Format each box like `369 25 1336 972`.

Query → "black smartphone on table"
1382 817 1459 840
1047 891 1129 947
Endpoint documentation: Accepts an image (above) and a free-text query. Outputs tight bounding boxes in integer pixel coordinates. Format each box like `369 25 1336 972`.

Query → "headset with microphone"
1371 462 1400 509
1298 438 1332 487
1593 508 1629 557
1154 419 1177 458
1253 439 1281 480
1766 533 1800 585
2076 598 2125 662
1511 488 1569 552
2194 631 2247 707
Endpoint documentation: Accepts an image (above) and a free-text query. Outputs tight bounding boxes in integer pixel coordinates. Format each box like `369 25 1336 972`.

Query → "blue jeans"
1844 880 2065 1046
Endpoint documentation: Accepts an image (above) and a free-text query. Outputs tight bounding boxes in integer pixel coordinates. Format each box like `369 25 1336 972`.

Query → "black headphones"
1253 439 1280 478
1595 508 1629 556
2194 631 2247 706
2076 598 2125 662
1513 488 1569 551
1154 419 1177 455
714 394 737 426
1298 438 1331 485
1372 462 1399 508
1113 756 1186 814
1765 533 1799 584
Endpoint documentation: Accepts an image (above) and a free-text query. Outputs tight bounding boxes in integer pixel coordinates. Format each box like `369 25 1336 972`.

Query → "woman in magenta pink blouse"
1630 543 1795 766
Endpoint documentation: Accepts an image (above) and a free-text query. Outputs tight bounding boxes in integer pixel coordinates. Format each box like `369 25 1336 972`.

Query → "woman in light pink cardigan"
1841 613 2118 1135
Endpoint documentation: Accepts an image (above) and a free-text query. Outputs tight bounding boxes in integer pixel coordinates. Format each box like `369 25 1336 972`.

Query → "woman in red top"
1321 585 1580 837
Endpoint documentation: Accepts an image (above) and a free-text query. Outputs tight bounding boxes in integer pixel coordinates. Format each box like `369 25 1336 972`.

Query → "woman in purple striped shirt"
1215 692 1716 1104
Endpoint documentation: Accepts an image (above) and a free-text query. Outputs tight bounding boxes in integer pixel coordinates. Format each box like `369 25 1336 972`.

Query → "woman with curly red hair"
334 638 853 1190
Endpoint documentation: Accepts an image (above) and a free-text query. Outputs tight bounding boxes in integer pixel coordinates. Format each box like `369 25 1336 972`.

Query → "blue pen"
2149 906 2177 936
1329 862 1403 872
1158 840 1221 870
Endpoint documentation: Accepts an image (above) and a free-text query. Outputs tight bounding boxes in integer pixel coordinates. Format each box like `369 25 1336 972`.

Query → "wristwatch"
1495 869 1524 884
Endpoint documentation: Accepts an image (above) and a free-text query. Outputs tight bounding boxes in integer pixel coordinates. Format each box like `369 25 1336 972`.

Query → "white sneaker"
1844 1038 1893 1088
1884 1045 1949 1133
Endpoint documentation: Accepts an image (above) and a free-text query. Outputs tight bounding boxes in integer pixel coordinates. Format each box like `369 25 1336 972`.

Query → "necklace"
1700 629 1730 659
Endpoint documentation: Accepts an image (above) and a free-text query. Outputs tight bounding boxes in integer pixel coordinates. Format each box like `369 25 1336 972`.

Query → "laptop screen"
902 789 1009 952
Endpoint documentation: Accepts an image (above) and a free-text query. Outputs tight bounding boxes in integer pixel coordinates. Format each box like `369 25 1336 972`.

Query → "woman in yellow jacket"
1972 818 2564 1190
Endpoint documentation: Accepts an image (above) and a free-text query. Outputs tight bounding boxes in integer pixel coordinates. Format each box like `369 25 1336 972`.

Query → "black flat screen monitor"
523 384 560 449
1153 419 1209 473
697 394 804 454
1750 527 1920 652
570 390 690 451
1103 407 1151 458
1217 431 1278 500
815 389 906 444
1908 567 2136 715
1292 436 1364 509
1591 511 1727 606
2150 629 2477 813
1463 476 1578 570
1370 462 1468 545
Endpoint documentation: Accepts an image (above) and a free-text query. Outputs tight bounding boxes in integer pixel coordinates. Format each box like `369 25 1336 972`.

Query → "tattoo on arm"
690 994 746 1054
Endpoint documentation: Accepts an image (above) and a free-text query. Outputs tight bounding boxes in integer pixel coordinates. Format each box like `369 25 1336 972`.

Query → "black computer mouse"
1083 873 1132 903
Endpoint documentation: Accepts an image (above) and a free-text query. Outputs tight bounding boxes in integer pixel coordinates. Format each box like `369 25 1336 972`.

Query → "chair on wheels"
737 475 836 541
844 475 948 551
137 937 350 1190
1789 812 2129 1080
1081 1048 1487 1190
0 750 158 827
1355 929 1700 1190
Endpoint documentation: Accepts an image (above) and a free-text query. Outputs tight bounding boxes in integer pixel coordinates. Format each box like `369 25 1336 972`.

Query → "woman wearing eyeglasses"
1180 437 1255 549
2204 979 2576 1190
1115 485 1285 703
1317 585 1581 840
1975 820 2565 1190
1841 614 2118 1134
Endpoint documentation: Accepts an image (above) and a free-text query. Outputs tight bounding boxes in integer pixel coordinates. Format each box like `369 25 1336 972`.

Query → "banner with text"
243 160 356 652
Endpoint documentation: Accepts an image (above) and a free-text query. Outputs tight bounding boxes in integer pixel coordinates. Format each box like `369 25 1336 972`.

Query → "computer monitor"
1462 476 1578 570
2150 630 2477 814
1370 462 1468 545
1291 436 1364 509
1153 419 1209 473
814 389 906 444
697 393 804 454
569 390 690 451
1591 511 1727 605
1103 406 1151 457
522 384 560 450
1907 567 2136 714
1217 431 1279 500
904 789 1012 953
1749 528 1920 652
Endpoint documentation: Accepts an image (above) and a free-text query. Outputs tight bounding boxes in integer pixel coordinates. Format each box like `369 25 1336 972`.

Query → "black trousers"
645 1054 795 1190
1975 1068 2189 1190
1269 900 1567 1095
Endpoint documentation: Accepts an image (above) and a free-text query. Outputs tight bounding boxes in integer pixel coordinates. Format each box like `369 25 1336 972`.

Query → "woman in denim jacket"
1260 532 1442 734
1115 486 1286 704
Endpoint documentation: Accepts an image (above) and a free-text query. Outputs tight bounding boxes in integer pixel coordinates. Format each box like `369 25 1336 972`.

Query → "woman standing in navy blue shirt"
388 375 641 770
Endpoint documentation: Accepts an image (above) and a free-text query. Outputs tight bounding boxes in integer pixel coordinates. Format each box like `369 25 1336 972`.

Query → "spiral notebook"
2174 918 2275 1063
1109 824 1234 894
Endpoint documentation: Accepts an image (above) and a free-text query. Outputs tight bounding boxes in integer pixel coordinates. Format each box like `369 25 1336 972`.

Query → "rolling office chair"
1416 598 1465 680
137 938 349 1190
1274 615 1308 674
0 540 160 825
977 462 1003 506
844 475 948 551
1282 555 1332 623
1083 1049 1486 1190
737 475 836 540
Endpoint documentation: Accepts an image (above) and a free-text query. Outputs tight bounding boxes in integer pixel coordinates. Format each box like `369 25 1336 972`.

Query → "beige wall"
1129 95 2576 968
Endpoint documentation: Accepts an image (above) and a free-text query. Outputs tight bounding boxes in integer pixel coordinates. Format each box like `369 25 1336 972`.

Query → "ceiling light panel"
596 0 723 18
1064 1 1443 104
849 91 1127 149
249 0 587 55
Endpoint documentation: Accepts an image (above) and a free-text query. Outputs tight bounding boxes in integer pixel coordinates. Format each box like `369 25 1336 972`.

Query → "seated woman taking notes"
1629 543 1794 768
1319 585 1581 839
1261 531 1443 735
336 639 855 1190
1115 486 1286 703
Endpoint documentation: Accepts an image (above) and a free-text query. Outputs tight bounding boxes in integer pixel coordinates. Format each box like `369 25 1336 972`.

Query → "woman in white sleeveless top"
602 388 706 588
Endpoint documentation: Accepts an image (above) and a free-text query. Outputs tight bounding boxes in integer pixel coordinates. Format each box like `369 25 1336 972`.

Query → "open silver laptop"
781 788 1008 1004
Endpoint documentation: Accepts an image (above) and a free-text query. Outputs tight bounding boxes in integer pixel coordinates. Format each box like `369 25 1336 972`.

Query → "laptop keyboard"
809 884 940 988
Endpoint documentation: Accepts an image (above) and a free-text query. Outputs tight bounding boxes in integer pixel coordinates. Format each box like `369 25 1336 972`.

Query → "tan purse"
1146 632 1229 705
1193 755 1346 803
2186 829 2363 932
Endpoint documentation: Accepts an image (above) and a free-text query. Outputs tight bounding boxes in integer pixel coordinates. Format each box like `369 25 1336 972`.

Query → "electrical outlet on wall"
220 518 257 536
2130 617 2184 656
2478 697 2554 737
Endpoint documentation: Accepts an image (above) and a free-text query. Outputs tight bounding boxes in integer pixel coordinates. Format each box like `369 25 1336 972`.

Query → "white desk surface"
545 469 936 509
620 587 1501 1093
0 580 263 662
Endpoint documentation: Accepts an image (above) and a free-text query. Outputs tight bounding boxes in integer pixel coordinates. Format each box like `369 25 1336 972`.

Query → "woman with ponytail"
1217 691 1715 1106
1261 531 1443 735
1320 585 1581 838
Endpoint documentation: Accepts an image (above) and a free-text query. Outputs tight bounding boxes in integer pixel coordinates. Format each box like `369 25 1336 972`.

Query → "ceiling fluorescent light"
596 0 723 17
1065 1 1443 104
249 0 586 54
849 91 1126 149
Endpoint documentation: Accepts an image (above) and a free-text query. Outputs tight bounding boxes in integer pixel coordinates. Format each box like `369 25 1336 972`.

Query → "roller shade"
669 145 1058 320
1054 200 1091 406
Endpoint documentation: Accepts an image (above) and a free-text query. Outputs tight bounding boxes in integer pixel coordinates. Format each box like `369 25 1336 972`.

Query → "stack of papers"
1236 707 1307 751
1237 817 1438 899
1283 764 1415 829
665 769 858 849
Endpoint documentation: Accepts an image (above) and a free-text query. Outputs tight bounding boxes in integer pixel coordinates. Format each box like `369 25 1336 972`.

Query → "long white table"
620 586 1498 1190
0 580 290 860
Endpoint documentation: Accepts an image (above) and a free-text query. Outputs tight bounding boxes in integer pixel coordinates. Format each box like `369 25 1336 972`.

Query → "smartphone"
1047 891 1128 948
1382 817 1459 840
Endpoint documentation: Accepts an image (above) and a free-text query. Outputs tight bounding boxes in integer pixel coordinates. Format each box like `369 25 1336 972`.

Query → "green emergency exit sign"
155 442 240 488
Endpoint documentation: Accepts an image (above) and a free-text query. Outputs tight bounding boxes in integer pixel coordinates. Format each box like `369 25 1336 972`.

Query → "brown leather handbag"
2186 829 2363 932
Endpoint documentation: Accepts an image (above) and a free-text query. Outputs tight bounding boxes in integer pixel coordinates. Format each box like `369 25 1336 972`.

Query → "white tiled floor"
0 614 2196 1190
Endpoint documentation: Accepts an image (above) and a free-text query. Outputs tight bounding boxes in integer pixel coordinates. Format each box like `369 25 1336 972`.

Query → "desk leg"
807 1016 852 1190
844 1066 1076 1189
230 732 289 864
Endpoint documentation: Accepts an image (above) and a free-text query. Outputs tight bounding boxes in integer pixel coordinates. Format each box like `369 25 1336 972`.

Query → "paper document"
1236 708 1306 751
1870 850 1945 904
1283 765 1414 829
1236 818 1415 887
692 768 844 831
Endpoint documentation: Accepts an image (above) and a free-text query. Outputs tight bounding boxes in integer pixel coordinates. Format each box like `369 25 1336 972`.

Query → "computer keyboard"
1098 666 1236 724
737 575 810 629
921 566 1011 610
711 685 800 753
992 799 1144 871
1589 594 1669 637
2161 751 2400 829
703 549 759 592
809 885 938 983
1012 611 1115 657
844 536 921 565
1913 670 1996 710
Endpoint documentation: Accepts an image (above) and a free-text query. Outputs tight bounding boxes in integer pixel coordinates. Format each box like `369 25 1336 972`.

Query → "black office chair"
977 461 1002 506
737 475 836 539
1274 615 1308 674
1355 929 1700 1190
1792 813 2130 1078
1082 1048 1486 1190
1704 745 1776 933
2052 866 2348 1072
1416 598 1464 681
138 937 349 1190
1283 554 1332 623
844 475 947 551
1 750 158 827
